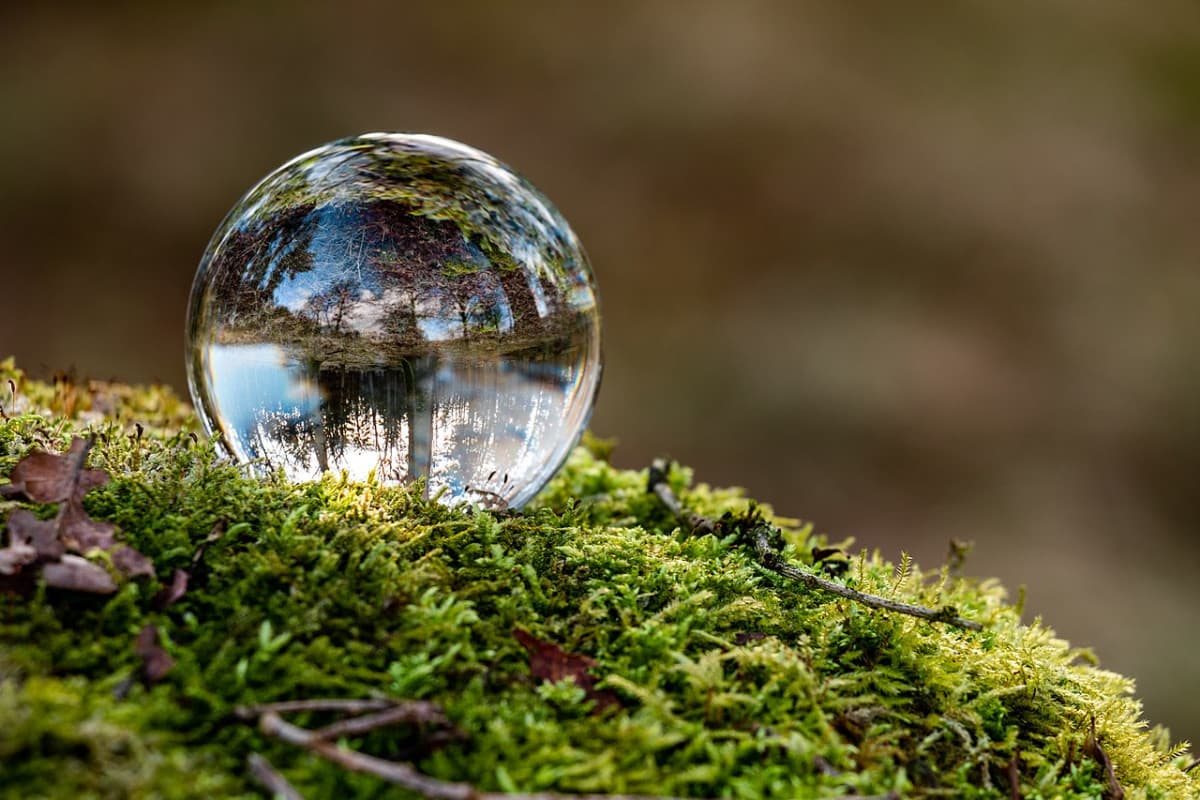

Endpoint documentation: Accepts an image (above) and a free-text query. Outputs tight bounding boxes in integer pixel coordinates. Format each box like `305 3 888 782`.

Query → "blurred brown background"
2 3 1198 738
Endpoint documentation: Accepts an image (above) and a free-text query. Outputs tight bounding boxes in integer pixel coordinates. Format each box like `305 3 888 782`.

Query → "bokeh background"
2 3 1198 739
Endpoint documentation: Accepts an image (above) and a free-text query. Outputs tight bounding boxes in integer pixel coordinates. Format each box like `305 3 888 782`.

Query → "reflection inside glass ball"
186 133 602 508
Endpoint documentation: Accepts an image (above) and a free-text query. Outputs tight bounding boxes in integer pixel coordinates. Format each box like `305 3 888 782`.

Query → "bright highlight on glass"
186 133 602 508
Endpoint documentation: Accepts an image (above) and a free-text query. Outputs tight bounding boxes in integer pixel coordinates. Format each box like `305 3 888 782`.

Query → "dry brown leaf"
5 509 63 559
135 624 176 684
0 437 108 503
512 627 621 712
111 545 156 579
59 503 117 553
153 568 190 609
0 543 38 575
1 438 156 585
42 555 117 594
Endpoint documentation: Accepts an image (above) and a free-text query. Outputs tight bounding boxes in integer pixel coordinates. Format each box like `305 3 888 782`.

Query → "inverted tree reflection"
213 340 587 504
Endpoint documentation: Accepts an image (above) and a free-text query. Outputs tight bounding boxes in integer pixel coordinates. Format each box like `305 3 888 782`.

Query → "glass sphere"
186 133 602 508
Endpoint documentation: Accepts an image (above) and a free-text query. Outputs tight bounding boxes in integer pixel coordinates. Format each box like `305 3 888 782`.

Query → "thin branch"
237 698 462 743
649 476 714 535
745 525 983 629
257 711 681 800
242 701 904 800
311 701 461 742
647 459 983 632
247 753 305 800
236 698 396 719
260 711 475 800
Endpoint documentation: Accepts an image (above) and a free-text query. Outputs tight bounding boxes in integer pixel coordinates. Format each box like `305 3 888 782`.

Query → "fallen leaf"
0 437 108 503
5 509 63 559
0 543 37 575
512 627 621 712
59 503 117 553
42 555 117 594
135 624 176 684
153 568 189 609
58 487 154 579
0 438 156 591
111 545 156 579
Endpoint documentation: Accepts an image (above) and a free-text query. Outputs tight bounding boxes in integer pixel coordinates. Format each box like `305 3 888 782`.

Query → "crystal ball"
186 133 602 508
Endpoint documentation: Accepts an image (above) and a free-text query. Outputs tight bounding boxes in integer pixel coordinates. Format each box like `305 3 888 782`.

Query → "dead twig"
1084 717 1126 800
1007 748 1021 800
236 698 397 719
240 698 905 800
247 753 305 800
744 524 983 629
648 473 715 536
258 710 680 800
259 711 477 800
310 701 460 742
647 459 983 632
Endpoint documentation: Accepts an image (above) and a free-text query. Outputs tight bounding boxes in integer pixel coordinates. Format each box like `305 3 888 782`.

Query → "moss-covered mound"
0 359 1195 799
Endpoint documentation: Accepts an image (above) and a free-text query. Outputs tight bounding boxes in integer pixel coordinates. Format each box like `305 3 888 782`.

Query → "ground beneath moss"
0 359 1196 799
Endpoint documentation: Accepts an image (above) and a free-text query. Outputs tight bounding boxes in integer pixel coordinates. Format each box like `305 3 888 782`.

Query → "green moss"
0 357 1195 799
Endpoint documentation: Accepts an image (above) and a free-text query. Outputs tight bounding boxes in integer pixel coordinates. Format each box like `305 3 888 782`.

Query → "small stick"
256 710 686 800
311 701 458 741
647 459 983 632
1007 748 1021 800
247 753 305 800
244 702 905 800
745 525 983 629
260 711 473 800
236 698 396 719
648 465 715 535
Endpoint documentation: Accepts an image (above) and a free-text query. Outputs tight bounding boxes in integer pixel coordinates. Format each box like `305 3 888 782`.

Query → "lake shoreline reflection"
203 338 597 508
